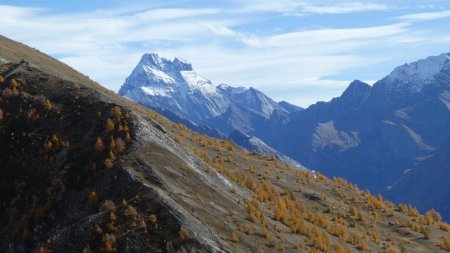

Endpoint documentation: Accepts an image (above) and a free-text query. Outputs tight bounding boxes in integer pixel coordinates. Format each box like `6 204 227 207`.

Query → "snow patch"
180 70 217 94
143 66 175 84
140 86 171 97
385 53 450 91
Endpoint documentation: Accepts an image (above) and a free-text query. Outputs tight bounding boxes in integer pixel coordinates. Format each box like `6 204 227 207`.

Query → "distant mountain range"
120 52 450 220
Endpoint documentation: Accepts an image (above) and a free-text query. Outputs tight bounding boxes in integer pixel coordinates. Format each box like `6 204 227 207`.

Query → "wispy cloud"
299 2 389 14
132 8 220 21
0 5 43 17
265 23 408 48
398 9 450 21
206 23 265 47
234 1 389 15
204 22 409 53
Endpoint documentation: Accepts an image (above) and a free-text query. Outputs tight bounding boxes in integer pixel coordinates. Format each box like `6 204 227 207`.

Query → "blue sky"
1 1 450 107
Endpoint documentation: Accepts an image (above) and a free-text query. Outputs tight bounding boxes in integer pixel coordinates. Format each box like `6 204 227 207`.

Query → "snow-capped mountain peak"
385 53 450 91
173 57 193 71
119 53 290 125
138 53 193 74
119 53 230 121
133 53 216 93
140 53 169 69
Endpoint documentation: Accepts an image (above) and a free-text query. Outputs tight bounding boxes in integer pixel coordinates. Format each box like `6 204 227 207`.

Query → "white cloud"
206 23 265 47
132 8 220 21
398 9 450 21
234 0 389 15
205 23 408 50
0 5 43 17
265 23 408 48
300 2 388 14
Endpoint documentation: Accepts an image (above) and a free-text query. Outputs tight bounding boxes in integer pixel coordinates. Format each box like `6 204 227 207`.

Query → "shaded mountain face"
267 53 450 219
2 36 450 253
278 101 304 113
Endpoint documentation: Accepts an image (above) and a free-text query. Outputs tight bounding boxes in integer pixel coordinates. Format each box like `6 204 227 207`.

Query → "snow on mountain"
135 53 217 96
384 53 450 92
180 70 217 94
143 65 176 84
119 53 231 122
119 53 287 124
